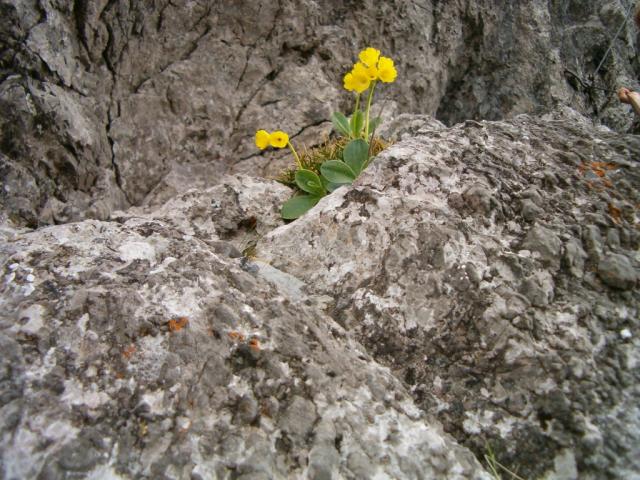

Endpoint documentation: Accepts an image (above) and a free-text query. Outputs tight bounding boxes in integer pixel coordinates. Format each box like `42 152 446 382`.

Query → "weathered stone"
257 111 640 479
2 1 640 475
564 238 588 278
597 253 638 290
0 183 492 478
521 224 564 270
1 0 639 226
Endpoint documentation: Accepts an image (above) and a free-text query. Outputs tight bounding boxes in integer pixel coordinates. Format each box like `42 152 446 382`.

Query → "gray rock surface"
1 109 639 479
257 110 640 479
2 0 640 477
1 0 639 226
0 177 490 479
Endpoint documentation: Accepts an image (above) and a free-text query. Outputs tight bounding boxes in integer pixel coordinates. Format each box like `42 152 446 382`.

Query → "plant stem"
353 93 361 138
288 142 302 169
364 80 377 139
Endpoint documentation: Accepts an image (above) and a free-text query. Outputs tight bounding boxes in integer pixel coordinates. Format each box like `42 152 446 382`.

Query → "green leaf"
295 169 326 196
350 110 364 138
369 116 382 133
331 112 351 137
342 139 369 176
281 195 321 219
319 177 345 193
326 182 344 192
321 160 356 184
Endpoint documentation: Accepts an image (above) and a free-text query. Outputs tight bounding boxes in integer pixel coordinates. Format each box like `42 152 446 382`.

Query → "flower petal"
269 130 289 148
255 129 271 150
377 56 397 83
359 47 380 68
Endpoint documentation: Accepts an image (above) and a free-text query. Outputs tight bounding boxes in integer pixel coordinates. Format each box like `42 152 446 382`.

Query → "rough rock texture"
257 110 640 479
1 109 639 479
0 177 490 479
1 0 640 226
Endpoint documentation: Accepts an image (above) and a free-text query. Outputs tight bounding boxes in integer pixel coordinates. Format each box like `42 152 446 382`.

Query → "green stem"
288 142 302 169
352 93 361 139
364 80 377 139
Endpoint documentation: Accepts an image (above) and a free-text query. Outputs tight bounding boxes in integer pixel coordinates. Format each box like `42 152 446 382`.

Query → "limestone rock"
1 0 639 226
257 111 640 479
598 253 638 290
0 201 489 479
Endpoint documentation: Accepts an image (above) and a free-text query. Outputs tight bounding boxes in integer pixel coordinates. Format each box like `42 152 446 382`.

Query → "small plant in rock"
484 444 527 480
255 47 397 219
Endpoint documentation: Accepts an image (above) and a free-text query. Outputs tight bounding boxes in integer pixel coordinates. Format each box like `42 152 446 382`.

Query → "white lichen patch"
117 241 156 263
15 304 46 334
61 378 111 409
139 390 167 416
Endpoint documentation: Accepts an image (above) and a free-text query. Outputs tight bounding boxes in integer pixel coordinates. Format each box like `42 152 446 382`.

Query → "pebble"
597 253 637 290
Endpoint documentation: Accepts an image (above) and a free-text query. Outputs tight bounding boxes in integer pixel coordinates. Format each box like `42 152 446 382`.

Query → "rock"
0 175 492 479
520 224 564 270
1 2 640 475
1 0 639 226
257 111 640 479
598 253 638 290
521 198 544 222
563 238 588 278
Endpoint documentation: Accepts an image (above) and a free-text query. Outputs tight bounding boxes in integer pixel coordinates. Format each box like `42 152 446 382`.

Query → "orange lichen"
168 317 189 332
228 331 246 342
249 338 261 352
579 161 619 181
608 203 622 224
123 344 137 359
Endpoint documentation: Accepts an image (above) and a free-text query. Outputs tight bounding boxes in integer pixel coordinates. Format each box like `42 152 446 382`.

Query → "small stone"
8 263 19 271
520 224 563 269
521 199 544 222
563 239 588 278
597 253 637 290
582 225 603 262
606 229 620 249
236 394 259 424
25 274 35 282
620 329 632 339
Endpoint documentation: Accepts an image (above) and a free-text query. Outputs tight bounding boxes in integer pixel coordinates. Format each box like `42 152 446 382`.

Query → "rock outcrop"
257 109 640 479
1 110 639 478
1 174 491 479
2 0 640 477
1 0 639 226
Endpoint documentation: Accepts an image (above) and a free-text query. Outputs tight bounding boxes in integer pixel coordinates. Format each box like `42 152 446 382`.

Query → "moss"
275 135 391 190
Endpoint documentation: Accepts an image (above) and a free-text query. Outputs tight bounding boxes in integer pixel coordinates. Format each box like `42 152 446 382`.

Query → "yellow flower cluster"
343 47 397 93
255 129 289 150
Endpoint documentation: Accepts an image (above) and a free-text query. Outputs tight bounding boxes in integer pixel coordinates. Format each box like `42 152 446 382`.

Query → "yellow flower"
361 62 378 81
269 130 289 148
350 63 371 93
255 129 271 150
359 47 380 68
377 56 397 83
343 72 356 91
